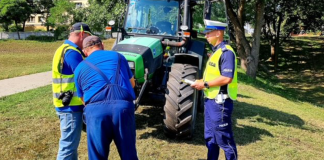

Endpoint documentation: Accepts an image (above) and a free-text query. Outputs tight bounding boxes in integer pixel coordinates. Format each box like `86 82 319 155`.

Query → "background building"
25 0 88 31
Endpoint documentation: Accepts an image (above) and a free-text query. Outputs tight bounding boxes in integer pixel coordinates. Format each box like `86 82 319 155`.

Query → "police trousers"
204 98 237 160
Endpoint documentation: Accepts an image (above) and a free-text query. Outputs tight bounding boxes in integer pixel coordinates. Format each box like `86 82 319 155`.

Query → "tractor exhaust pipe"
161 37 187 47
183 0 189 26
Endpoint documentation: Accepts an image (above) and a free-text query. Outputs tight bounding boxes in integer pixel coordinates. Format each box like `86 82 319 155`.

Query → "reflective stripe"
228 141 237 160
206 25 226 30
53 92 78 98
52 44 83 107
52 78 74 84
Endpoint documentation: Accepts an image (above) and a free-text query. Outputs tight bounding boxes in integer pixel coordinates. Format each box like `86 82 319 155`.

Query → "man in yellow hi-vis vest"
52 22 91 160
191 19 238 160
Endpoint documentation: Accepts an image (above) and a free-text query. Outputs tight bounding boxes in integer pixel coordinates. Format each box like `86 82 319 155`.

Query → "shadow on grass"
134 98 305 146
257 37 324 107
135 105 206 146
234 101 304 127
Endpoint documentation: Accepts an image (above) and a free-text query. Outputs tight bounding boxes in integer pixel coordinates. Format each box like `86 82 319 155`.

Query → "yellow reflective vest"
203 44 238 100
52 44 84 107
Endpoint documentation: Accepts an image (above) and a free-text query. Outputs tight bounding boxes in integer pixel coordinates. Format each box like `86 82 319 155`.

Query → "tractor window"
124 0 179 36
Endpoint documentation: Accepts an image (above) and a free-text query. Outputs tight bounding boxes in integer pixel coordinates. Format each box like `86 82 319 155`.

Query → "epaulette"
221 44 228 53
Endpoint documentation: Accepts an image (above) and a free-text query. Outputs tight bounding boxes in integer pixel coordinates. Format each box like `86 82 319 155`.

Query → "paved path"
0 71 51 98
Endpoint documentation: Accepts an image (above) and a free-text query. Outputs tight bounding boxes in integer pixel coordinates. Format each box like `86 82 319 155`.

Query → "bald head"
82 35 104 57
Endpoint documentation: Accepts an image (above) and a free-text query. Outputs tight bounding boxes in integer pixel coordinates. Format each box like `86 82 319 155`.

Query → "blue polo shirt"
55 40 84 112
211 41 235 94
74 50 135 104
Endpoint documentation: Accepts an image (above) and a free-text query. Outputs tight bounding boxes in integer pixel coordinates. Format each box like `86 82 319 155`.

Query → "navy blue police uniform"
204 41 238 160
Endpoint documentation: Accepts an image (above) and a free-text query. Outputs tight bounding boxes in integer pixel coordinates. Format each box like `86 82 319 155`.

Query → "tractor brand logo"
153 48 156 56
209 61 216 67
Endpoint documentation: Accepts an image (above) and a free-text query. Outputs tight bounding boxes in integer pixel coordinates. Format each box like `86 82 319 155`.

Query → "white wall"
0 32 54 40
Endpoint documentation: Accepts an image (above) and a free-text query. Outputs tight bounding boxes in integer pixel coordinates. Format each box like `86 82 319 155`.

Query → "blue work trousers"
84 100 138 160
204 98 237 160
56 111 83 160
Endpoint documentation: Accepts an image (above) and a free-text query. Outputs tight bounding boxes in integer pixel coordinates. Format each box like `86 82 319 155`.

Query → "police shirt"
74 50 136 104
211 41 235 94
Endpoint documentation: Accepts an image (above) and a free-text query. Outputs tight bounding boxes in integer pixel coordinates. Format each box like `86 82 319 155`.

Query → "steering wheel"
146 26 160 34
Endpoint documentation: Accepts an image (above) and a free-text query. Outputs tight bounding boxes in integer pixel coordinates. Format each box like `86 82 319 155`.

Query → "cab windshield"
124 0 179 36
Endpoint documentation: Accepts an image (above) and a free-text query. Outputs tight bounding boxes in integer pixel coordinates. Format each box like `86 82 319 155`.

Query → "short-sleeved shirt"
62 40 84 74
211 41 235 94
74 50 135 104
55 40 84 112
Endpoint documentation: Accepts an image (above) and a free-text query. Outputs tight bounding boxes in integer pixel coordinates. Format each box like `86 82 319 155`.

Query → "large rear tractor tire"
163 63 199 139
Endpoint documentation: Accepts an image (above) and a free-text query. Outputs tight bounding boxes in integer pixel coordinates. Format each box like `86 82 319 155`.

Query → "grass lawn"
258 36 324 107
0 39 115 80
1 36 323 159
1 70 324 159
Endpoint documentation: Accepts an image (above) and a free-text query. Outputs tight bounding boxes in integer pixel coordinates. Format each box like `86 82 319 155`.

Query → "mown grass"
1 70 324 159
258 36 324 107
1 36 324 159
0 39 115 80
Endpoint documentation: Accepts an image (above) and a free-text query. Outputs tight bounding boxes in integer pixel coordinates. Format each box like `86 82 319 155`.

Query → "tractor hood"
116 37 163 58
112 37 163 78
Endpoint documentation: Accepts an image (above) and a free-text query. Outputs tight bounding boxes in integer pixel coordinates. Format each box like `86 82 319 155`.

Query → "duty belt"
204 94 229 99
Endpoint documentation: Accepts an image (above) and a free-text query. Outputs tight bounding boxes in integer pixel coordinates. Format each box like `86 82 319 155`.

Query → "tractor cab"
124 0 179 37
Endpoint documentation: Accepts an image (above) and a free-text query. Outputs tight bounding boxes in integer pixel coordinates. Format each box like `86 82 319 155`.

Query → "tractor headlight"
128 61 135 69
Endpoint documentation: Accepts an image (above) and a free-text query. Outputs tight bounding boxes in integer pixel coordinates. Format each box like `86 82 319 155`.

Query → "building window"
38 16 44 23
75 3 82 8
28 16 35 23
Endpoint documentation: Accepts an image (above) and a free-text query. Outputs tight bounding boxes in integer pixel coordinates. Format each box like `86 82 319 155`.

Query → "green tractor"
109 0 228 139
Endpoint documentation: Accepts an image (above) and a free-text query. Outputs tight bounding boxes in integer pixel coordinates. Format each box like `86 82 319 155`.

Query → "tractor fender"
173 39 206 77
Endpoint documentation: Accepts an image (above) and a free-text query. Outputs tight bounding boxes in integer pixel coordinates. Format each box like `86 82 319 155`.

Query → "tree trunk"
15 20 20 40
248 0 265 78
3 22 10 32
226 0 264 78
225 0 251 69
273 13 283 69
22 21 26 32
271 43 275 61
238 0 246 27
274 39 279 69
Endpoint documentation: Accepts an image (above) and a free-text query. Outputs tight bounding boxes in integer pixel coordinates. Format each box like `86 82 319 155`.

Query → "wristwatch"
204 82 209 89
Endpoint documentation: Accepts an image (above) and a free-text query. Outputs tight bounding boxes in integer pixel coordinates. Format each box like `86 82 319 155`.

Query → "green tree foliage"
73 0 126 32
48 0 74 25
0 15 11 32
33 0 55 31
263 0 324 68
0 0 32 39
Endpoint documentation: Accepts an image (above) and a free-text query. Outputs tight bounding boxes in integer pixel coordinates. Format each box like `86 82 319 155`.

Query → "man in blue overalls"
74 36 138 160
191 19 238 160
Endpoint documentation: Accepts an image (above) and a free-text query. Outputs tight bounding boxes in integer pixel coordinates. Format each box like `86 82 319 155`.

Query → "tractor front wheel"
163 63 199 139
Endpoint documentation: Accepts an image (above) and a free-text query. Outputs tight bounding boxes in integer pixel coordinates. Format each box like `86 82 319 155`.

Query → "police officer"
52 22 91 160
191 19 238 160
74 36 138 160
